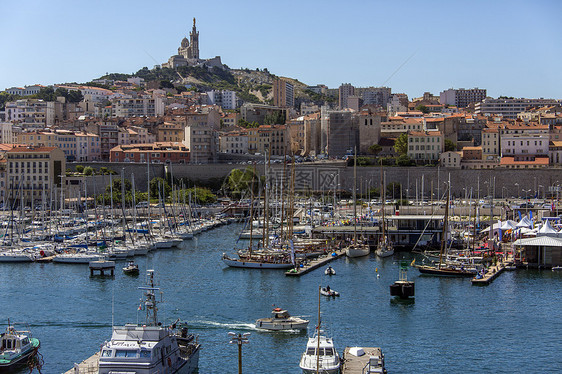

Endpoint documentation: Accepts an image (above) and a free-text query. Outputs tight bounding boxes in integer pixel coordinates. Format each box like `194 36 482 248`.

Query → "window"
101 350 112 357
115 350 137 358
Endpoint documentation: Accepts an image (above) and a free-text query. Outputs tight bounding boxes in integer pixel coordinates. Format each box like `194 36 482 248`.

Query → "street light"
514 183 520 199
228 332 250 374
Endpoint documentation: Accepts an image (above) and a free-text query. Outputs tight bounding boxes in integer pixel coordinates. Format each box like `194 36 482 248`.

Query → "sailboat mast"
248 163 256 255
438 183 450 269
316 285 321 374
353 147 357 243
380 159 385 241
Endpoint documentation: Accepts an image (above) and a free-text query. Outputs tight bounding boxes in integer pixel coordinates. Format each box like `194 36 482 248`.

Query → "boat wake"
5 321 112 329
188 319 258 331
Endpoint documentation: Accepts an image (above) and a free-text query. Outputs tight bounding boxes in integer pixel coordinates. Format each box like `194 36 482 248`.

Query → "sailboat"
222 161 293 269
345 148 370 258
299 286 341 374
375 161 394 258
416 183 474 277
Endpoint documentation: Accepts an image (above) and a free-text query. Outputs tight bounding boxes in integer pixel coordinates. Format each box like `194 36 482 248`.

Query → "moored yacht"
0 323 41 371
98 270 200 374
299 332 341 374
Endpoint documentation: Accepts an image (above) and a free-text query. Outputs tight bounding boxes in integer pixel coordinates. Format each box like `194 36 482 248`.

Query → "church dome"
181 37 189 48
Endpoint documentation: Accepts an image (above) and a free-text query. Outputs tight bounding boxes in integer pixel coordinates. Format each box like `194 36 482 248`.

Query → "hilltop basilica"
162 18 223 69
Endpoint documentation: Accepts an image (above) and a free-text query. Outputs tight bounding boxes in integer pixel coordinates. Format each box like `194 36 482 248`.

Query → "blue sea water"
1 223 561 373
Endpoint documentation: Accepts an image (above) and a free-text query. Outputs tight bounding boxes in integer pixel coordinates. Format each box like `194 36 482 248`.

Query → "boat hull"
390 281 415 298
222 256 293 269
345 246 370 258
255 320 309 330
416 265 474 277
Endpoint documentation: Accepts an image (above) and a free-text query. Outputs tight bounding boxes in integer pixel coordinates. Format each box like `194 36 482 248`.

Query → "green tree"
396 154 413 166
238 119 259 128
444 139 456 152
263 110 286 126
174 187 217 205
150 177 171 200
386 182 402 199
368 144 382 155
83 166 94 176
394 133 408 155
75 165 84 174
415 104 429 114
226 167 260 197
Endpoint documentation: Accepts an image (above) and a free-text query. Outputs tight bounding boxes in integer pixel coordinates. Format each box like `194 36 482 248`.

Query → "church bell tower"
189 17 199 60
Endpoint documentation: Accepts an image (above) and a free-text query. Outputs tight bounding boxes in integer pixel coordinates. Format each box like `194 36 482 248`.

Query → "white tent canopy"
500 220 517 231
516 216 533 228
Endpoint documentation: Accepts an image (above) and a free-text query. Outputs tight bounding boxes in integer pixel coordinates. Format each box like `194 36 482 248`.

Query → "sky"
2 0 561 99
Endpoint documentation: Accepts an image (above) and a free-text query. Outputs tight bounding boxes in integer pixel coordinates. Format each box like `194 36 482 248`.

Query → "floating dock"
341 346 386 374
285 249 346 276
89 259 115 276
471 258 512 285
64 352 99 374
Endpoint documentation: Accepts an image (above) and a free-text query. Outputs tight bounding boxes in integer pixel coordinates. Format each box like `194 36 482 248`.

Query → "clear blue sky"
2 0 561 99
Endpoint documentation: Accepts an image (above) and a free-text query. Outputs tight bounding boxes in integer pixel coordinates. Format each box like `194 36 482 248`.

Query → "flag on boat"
410 258 415 266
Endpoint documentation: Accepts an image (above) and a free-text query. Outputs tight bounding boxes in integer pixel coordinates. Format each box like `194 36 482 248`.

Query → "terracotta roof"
409 130 442 136
8 146 57 153
500 156 549 166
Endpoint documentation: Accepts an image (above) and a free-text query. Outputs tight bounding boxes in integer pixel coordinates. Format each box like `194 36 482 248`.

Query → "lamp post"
502 186 507 201
538 185 543 200
514 183 520 200
228 332 250 374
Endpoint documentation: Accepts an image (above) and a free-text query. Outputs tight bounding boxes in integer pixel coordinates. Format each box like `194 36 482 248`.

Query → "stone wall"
69 162 561 199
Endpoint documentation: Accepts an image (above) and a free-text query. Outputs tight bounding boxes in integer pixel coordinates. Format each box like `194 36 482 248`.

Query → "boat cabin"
272 308 291 319
0 327 32 360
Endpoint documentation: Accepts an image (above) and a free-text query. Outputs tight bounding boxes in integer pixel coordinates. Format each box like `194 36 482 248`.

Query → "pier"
64 352 99 374
341 346 386 374
471 256 513 285
89 259 115 276
285 249 346 276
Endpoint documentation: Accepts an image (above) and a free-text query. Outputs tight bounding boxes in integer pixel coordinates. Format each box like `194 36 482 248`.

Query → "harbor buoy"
377 274 380 279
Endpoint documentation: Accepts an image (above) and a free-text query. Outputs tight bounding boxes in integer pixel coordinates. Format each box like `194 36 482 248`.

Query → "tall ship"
98 270 200 374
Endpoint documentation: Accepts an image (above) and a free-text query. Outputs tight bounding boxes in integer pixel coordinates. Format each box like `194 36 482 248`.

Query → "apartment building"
5 85 43 96
407 130 444 163
273 78 294 108
321 109 358 157
439 88 487 108
0 123 14 144
5 99 55 127
481 127 500 161
157 122 185 142
207 90 238 110
499 122 549 161
5 146 65 206
110 142 190 163
16 130 101 161
219 130 248 154
112 95 165 117
475 98 559 119
338 83 355 110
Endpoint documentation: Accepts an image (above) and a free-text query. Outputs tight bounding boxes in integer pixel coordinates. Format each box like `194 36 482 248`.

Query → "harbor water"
1 223 560 373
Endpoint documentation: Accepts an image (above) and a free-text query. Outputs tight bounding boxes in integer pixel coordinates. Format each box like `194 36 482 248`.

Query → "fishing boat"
299 286 341 374
320 286 340 297
416 183 474 277
346 148 371 259
98 270 200 374
375 161 394 258
122 261 139 275
255 307 309 331
0 323 41 371
324 266 336 275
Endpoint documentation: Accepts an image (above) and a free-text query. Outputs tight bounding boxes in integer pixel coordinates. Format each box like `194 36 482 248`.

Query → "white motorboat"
53 252 103 264
299 332 340 374
320 287 340 297
255 308 309 331
98 270 200 374
324 266 336 275
345 243 370 258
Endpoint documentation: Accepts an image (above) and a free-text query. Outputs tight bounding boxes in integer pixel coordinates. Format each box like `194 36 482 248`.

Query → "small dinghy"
320 286 339 297
122 261 139 275
324 266 336 276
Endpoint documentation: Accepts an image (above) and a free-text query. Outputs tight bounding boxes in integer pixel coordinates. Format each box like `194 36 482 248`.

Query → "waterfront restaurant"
513 236 562 268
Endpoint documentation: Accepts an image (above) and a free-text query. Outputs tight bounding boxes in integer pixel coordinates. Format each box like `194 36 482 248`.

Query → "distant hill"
96 65 336 106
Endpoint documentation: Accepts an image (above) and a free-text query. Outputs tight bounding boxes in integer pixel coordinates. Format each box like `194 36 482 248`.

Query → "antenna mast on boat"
138 270 160 326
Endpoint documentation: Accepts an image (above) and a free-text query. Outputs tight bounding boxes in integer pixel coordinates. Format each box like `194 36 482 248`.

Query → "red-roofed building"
499 156 549 168
110 142 190 163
